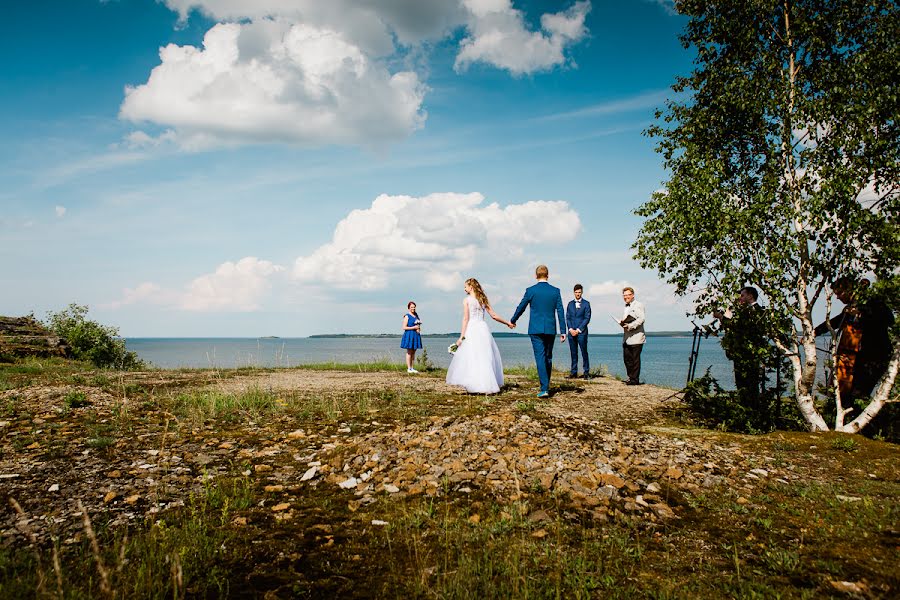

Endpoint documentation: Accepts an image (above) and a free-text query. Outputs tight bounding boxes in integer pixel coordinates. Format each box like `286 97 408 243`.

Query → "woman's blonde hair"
466 278 491 309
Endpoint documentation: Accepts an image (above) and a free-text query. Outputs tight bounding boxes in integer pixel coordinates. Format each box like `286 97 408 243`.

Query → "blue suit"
511 281 565 394
566 298 591 376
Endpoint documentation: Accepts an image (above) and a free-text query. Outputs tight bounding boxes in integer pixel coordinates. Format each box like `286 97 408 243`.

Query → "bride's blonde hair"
466 278 491 309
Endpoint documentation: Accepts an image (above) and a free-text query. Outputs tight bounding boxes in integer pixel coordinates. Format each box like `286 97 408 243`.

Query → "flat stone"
339 477 358 489
650 503 677 519
598 473 626 489
663 467 683 479
528 510 551 523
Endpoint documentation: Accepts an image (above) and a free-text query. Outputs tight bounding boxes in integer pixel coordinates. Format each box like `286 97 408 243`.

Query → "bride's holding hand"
446 278 512 394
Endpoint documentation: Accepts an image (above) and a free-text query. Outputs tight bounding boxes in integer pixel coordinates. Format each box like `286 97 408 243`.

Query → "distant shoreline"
122 332 694 340
308 332 692 339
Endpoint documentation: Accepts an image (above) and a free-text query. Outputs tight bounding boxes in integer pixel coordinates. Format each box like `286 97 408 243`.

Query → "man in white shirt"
619 287 646 385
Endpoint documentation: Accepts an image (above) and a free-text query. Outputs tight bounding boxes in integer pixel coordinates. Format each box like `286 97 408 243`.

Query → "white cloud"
121 1 592 149
182 257 285 311
293 192 582 290
646 0 677 16
535 89 671 122
161 0 466 51
455 0 590 75
106 258 285 312
587 280 629 297
425 270 463 292
123 130 179 150
102 282 173 310
54 206 66 218
120 20 427 149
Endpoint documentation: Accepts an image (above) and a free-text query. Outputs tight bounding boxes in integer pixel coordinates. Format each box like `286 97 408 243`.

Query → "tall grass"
376 498 648 599
169 384 444 425
2 476 254 599
172 386 280 423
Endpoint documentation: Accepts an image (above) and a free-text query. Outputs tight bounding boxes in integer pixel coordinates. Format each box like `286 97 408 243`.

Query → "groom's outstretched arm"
510 289 532 325
555 291 566 339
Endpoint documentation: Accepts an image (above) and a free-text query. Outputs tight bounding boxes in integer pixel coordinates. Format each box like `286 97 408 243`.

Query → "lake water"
125 334 736 390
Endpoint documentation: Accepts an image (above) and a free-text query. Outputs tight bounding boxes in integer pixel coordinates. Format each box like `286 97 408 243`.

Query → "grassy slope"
1 358 897 599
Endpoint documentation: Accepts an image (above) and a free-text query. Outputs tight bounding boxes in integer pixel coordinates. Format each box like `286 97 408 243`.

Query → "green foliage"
682 370 805 433
830 436 860 453
63 390 91 409
414 346 435 372
44 303 145 370
634 0 900 430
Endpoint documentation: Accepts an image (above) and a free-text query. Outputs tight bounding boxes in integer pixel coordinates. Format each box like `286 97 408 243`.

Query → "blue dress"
400 313 423 349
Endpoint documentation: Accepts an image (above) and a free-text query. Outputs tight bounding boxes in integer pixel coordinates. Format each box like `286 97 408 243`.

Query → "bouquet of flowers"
448 337 464 354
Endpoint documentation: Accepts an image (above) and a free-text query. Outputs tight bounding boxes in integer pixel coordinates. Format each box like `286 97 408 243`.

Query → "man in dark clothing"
714 287 768 407
815 278 895 401
565 284 592 379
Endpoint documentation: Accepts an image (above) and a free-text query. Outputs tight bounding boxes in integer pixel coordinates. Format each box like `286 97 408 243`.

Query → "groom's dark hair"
573 284 583 292
535 265 549 278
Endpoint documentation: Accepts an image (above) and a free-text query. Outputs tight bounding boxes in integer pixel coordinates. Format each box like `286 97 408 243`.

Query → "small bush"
44 304 144 370
681 370 805 434
414 346 435 372
64 390 91 409
830 436 859 452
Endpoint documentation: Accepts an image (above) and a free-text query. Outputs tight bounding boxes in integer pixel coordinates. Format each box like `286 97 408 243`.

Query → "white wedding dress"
446 296 504 394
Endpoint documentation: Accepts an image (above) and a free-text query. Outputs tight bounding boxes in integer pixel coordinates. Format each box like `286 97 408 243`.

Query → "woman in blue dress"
401 301 423 373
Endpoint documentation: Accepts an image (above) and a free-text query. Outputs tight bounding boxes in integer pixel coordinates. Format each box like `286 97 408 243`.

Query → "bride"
446 278 514 394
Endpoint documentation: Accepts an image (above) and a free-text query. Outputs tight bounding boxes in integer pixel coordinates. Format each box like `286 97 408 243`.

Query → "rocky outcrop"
0 316 71 360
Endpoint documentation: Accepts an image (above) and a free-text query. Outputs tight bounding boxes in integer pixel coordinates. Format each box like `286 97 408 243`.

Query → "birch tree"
634 0 899 432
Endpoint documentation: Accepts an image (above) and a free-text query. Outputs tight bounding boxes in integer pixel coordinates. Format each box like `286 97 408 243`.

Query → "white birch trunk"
840 346 900 433
781 1 828 433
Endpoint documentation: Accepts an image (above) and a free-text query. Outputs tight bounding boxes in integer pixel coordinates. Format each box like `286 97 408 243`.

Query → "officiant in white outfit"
618 286 646 385
446 278 514 394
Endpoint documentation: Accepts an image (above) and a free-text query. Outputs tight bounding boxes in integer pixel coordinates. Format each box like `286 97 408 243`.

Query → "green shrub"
64 390 91 408
681 370 805 434
414 346 435 372
44 304 145 370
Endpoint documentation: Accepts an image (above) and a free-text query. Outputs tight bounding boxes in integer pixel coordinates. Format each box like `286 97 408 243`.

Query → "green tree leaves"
45 304 145 370
635 0 899 431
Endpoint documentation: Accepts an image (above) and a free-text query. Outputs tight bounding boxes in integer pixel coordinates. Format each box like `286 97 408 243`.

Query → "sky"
1 0 699 337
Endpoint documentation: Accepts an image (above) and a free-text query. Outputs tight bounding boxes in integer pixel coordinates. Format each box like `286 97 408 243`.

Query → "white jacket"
622 300 646 345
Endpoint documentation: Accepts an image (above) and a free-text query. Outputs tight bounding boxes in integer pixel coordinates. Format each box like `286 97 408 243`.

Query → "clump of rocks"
299 412 773 523
0 316 71 360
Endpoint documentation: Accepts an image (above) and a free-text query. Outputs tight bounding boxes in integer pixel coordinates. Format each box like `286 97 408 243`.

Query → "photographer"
713 287 768 411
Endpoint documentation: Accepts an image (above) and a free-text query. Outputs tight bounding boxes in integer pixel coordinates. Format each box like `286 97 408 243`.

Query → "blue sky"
1 0 696 337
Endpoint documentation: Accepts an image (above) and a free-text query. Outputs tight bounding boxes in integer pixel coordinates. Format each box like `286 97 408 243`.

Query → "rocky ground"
2 366 898 597
0 316 70 360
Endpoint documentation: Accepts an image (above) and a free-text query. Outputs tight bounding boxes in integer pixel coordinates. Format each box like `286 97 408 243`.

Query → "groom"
510 264 566 398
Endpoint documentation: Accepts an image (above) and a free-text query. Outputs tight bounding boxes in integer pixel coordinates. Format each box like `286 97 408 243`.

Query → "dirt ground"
2 366 898 598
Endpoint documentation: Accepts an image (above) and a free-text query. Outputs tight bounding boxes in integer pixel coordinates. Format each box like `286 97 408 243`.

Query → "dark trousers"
530 334 556 393
623 342 643 383
734 363 762 407
568 333 589 375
